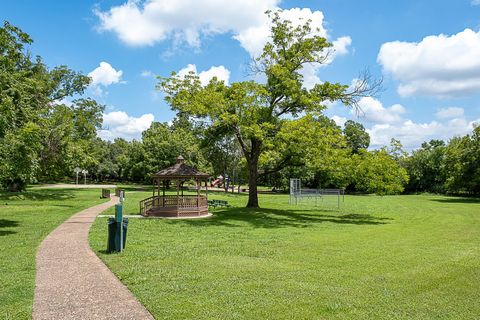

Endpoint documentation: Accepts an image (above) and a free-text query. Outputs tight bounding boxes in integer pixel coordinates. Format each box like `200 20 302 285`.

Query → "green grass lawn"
0 188 107 320
89 192 480 319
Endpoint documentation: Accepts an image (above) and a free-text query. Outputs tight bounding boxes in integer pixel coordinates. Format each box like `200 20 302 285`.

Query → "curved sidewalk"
33 197 154 320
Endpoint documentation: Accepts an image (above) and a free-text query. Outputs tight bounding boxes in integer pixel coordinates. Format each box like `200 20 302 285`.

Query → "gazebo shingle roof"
152 156 209 179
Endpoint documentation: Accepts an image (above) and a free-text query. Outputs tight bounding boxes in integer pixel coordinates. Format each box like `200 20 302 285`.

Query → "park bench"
208 199 231 208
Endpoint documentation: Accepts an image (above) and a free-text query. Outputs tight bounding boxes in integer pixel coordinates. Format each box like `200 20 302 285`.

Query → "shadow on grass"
0 219 19 236
0 189 77 202
117 186 152 192
172 207 391 229
430 197 480 204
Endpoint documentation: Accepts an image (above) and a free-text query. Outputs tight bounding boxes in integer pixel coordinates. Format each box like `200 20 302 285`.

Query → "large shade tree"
159 11 379 207
0 21 101 190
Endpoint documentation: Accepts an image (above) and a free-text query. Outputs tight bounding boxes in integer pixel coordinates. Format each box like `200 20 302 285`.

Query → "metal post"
115 203 123 252
74 167 81 185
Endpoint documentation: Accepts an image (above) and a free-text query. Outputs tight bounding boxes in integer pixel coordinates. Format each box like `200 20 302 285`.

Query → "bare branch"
342 69 384 116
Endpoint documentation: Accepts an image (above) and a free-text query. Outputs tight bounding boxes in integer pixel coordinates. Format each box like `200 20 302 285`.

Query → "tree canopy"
159 11 378 207
343 120 370 154
0 21 102 190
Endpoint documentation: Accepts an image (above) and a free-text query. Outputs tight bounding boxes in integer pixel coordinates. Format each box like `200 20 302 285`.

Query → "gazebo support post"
196 180 199 212
176 179 180 217
162 180 165 207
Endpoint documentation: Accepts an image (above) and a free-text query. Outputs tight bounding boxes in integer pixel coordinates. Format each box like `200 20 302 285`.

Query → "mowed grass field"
0 188 106 320
90 191 480 319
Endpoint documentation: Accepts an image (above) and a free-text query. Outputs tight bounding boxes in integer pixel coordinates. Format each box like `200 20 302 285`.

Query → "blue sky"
2 0 480 149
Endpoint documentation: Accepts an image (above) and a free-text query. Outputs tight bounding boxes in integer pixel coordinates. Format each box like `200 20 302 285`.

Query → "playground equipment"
289 178 344 209
211 176 223 187
210 174 242 193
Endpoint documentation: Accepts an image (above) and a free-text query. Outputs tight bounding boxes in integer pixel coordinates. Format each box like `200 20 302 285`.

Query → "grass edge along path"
0 188 109 320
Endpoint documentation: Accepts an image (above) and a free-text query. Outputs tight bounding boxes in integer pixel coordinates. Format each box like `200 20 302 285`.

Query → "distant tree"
37 99 104 181
405 139 446 193
388 138 408 162
141 122 210 177
270 115 351 189
353 149 409 195
109 138 131 180
123 140 148 182
0 123 41 191
443 126 480 194
343 120 370 153
0 21 92 190
159 11 379 207
201 126 244 183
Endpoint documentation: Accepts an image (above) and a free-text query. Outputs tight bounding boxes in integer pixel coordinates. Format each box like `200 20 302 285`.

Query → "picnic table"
208 200 231 208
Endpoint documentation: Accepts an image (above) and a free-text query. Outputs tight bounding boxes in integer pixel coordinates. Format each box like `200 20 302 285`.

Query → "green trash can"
107 218 116 253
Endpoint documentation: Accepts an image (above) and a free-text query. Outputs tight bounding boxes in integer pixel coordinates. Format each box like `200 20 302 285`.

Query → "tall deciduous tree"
352 149 409 195
443 126 480 194
0 21 97 190
405 140 446 193
343 120 370 153
159 11 378 207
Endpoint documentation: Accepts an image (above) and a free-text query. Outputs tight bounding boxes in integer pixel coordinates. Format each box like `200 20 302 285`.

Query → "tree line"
1 18 479 203
0 22 103 191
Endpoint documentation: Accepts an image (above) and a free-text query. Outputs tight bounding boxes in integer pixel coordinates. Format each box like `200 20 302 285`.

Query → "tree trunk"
246 140 261 208
7 179 25 192
247 160 259 208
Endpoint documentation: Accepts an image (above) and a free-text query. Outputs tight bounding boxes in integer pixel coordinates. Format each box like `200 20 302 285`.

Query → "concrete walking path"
33 197 154 320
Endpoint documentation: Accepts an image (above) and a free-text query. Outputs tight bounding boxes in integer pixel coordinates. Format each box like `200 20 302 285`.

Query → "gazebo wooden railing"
140 155 210 218
140 195 208 215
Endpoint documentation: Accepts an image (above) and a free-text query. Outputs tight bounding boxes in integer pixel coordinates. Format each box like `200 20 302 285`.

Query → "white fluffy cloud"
332 36 352 57
98 111 154 141
96 2 351 90
95 2 351 57
367 118 479 149
341 97 478 149
177 64 230 86
378 29 480 97
356 97 405 124
472 0 480 5
88 62 123 86
140 70 154 78
436 107 464 119
96 0 279 48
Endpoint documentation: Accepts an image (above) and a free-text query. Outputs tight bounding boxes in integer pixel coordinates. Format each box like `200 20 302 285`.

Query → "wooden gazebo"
140 156 210 217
